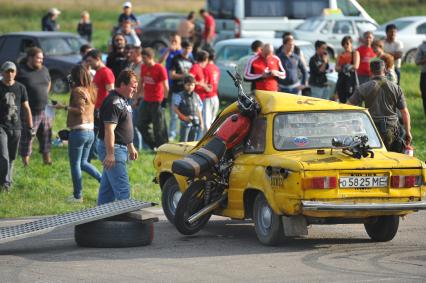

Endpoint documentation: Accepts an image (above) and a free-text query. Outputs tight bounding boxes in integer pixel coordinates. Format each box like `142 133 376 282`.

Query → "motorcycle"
171 71 260 235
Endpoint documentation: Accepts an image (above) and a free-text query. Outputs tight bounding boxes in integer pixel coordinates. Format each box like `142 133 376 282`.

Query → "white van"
207 0 375 40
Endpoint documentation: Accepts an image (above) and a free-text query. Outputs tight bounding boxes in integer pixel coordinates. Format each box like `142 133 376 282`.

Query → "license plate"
339 176 388 188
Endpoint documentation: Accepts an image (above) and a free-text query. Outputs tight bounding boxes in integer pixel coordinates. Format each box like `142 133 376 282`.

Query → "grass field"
0 0 425 217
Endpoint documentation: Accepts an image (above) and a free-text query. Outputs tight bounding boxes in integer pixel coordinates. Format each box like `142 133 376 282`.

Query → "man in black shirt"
97 70 138 205
309 40 330 99
106 33 129 79
0 62 33 191
41 8 61 31
16 47 52 166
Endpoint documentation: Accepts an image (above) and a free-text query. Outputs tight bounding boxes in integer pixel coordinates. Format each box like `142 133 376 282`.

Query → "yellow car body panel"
154 90 426 220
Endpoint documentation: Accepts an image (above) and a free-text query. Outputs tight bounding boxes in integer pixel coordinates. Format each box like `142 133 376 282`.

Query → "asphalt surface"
1 208 426 283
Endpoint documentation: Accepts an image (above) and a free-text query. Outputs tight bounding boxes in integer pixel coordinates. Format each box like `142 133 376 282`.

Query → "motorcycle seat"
172 136 227 178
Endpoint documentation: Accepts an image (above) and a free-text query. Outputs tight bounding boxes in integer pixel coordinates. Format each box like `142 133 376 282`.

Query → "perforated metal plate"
0 199 153 244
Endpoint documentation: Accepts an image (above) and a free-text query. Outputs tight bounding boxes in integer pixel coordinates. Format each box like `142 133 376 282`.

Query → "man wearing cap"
348 59 412 153
118 2 140 27
42 8 61 31
0 62 33 191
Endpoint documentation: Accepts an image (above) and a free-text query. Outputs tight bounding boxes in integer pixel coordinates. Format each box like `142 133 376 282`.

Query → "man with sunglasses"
0 61 33 191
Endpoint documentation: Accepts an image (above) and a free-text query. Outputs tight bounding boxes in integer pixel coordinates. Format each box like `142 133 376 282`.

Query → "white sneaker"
66 196 83 203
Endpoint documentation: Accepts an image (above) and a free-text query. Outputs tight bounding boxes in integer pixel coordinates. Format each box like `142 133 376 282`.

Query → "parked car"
373 16 426 64
0 32 87 93
154 90 426 245
214 37 337 101
135 13 203 52
207 0 376 41
294 15 378 59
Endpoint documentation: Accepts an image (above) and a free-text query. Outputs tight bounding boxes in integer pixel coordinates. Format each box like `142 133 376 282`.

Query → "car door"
0 36 27 65
142 15 181 50
215 44 251 100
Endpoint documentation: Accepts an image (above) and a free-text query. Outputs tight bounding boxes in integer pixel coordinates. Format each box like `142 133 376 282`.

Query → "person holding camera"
173 75 203 142
309 40 330 99
335 36 360 103
0 62 33 191
64 65 101 203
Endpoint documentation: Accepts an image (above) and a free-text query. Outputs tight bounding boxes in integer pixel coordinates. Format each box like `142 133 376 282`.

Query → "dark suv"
0 32 87 93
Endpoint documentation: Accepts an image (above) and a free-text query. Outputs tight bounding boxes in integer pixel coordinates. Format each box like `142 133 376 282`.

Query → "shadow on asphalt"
0 219 372 262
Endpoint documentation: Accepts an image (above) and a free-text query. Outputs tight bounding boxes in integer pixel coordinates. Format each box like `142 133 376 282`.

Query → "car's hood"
269 150 422 171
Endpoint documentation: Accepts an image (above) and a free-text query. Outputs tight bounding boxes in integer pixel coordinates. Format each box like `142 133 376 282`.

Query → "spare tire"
75 219 154 248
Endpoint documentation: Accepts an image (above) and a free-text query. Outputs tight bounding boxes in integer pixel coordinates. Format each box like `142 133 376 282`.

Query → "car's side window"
20 39 36 53
417 23 426 35
332 20 353 34
244 117 266 154
320 20 333 34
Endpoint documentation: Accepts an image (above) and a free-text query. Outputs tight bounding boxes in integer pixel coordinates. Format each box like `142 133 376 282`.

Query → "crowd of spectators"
2 2 426 208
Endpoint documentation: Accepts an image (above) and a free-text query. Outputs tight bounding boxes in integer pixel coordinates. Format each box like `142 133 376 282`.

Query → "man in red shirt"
199 9 216 48
244 43 286 92
84 49 115 161
189 50 211 102
203 50 220 132
137 48 169 149
357 31 376 85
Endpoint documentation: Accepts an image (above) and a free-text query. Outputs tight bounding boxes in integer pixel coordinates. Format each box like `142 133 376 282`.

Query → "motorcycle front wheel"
174 180 213 235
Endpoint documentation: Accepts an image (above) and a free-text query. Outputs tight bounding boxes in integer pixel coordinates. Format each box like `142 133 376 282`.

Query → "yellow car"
153 90 426 245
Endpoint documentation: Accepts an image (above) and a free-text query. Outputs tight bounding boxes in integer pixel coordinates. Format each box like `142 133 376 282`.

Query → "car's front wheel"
364 215 399 242
253 193 284 246
161 177 182 224
50 73 69 94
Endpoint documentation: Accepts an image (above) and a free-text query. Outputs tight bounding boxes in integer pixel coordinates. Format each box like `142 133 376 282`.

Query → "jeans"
179 122 200 142
68 130 101 199
137 101 168 150
0 128 20 187
202 96 219 134
420 72 426 115
132 105 143 150
168 93 179 140
97 140 130 205
310 86 330 99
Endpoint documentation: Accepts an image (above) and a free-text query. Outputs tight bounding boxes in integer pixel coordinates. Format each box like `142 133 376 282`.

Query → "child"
173 76 203 142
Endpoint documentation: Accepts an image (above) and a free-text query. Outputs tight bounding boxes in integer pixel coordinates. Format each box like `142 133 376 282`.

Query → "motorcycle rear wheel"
174 180 212 235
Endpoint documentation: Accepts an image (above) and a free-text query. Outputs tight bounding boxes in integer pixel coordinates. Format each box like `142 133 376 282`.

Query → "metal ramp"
0 199 154 244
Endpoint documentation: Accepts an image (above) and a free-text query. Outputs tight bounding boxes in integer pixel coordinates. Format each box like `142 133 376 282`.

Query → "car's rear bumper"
302 200 426 211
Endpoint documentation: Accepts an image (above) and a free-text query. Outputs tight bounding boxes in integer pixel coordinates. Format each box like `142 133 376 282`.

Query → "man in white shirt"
384 24 403 85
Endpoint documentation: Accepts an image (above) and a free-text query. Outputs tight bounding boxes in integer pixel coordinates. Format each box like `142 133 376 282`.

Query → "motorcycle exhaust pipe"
187 193 227 224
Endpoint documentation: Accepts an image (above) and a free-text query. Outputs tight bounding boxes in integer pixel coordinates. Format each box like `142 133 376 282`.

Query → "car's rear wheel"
253 193 284 246
161 177 182 224
50 73 69 94
403 49 417 64
364 215 399 242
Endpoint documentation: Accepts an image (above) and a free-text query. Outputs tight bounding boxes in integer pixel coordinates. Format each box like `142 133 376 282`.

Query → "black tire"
75 219 154 248
253 193 284 246
50 73 69 94
174 180 212 235
161 177 182 224
364 215 399 242
403 49 417 64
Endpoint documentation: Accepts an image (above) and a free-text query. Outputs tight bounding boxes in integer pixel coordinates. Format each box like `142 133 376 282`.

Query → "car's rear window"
273 111 381 150
377 20 414 32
